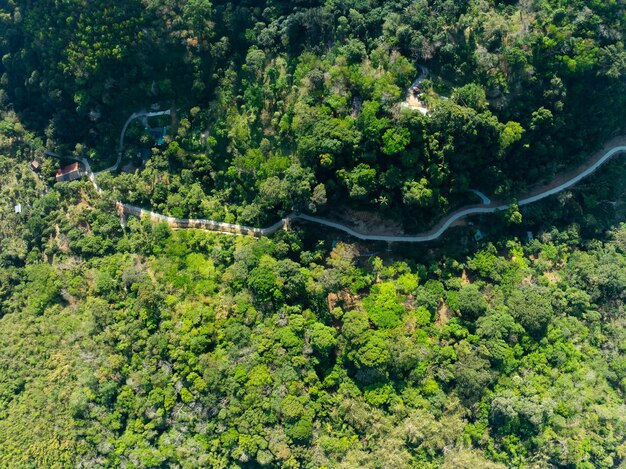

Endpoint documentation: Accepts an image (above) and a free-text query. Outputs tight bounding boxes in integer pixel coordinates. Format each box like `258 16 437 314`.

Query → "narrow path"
410 65 429 89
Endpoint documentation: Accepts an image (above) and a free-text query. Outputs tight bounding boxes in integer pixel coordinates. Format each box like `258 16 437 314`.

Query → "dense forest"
2 0 626 467
2 124 626 467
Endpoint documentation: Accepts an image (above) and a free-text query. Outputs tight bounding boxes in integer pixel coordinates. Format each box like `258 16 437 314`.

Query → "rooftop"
55 162 80 176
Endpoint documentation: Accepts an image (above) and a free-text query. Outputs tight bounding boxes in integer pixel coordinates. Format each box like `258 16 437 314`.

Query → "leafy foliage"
1 0 626 466
2 133 626 466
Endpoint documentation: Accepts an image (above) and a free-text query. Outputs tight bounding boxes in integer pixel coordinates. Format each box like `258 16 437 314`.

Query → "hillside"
1 0 626 467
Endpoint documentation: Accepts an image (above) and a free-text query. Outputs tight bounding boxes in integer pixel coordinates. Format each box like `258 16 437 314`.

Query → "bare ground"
436 301 452 327
324 207 405 236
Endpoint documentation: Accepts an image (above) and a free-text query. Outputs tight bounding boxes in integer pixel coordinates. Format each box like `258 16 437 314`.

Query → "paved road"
295 144 626 242
115 144 626 242
469 189 491 205
119 203 290 237
49 108 626 243
516 144 626 205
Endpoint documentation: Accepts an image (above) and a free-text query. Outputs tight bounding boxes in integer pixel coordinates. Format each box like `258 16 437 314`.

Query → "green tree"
363 282 405 329
381 128 411 155
354 332 389 368
402 178 434 207
309 322 337 355
457 284 488 320
507 285 554 336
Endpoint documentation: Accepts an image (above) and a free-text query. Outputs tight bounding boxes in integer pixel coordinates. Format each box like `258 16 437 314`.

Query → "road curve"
517 144 626 206
294 144 626 242
118 110 171 156
114 143 626 242
95 109 171 175
469 189 491 205
50 111 626 243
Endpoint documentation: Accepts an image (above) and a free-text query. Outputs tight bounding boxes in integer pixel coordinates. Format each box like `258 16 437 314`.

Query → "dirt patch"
53 224 70 253
403 293 416 311
325 207 404 236
435 301 452 327
401 94 429 115
543 271 560 284
327 290 361 312
461 270 470 285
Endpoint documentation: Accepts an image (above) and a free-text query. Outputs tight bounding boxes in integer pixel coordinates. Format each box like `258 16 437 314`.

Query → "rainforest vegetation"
3 122 626 467
1 0 626 467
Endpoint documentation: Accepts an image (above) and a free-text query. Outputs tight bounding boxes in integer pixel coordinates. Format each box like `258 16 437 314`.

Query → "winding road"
50 110 626 242
94 109 171 175
116 141 626 241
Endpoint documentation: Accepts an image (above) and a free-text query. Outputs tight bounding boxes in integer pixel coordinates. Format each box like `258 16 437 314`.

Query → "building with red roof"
55 162 82 182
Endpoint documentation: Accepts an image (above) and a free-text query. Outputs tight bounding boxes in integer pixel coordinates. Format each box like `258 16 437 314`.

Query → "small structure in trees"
55 162 82 182
148 126 168 145
30 160 41 172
